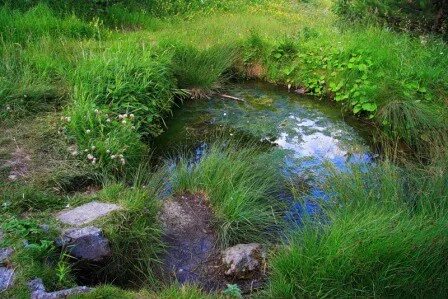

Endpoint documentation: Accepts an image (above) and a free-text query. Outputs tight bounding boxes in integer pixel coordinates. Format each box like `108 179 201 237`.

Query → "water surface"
154 81 373 222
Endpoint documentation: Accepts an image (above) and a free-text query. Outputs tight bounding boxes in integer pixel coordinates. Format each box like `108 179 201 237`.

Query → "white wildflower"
86 129 91 134
129 114 135 119
106 150 110 154
91 145 96 150
106 118 111 123
87 154 94 160
122 120 127 124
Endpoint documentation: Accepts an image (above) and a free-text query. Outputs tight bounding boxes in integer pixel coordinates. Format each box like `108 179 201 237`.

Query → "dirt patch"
0 147 31 181
159 192 226 291
245 63 265 78
159 192 266 294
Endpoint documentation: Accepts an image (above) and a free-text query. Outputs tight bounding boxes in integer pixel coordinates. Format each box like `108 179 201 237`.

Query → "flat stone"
56 227 111 262
222 243 265 279
29 278 92 299
56 201 121 226
0 267 14 291
0 247 14 264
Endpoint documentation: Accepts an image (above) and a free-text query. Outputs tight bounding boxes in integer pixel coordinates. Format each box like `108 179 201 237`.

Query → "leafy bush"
334 0 448 38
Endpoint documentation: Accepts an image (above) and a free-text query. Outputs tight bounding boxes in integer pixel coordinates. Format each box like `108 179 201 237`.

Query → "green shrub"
171 143 284 246
268 162 448 297
334 0 448 39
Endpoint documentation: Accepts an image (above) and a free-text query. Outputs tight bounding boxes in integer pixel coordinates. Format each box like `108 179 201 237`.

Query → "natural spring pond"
154 81 374 222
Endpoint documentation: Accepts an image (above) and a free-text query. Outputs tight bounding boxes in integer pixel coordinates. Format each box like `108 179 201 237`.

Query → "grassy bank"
268 160 448 297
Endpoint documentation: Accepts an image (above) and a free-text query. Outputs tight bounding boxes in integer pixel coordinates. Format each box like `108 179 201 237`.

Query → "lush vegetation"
268 160 448 297
171 143 284 246
1 0 447 297
334 0 448 39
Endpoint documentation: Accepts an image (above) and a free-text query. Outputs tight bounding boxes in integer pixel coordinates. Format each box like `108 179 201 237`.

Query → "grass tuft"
170 143 285 246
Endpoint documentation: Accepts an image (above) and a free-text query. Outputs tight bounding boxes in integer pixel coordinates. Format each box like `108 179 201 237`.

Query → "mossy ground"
1 0 448 298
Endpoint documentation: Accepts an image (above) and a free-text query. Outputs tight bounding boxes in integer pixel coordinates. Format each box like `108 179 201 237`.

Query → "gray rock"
222 243 265 278
0 247 13 264
28 278 92 299
0 267 14 292
56 226 111 262
56 201 121 226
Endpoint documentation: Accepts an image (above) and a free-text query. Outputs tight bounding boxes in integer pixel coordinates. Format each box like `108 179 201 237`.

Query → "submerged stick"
218 94 245 102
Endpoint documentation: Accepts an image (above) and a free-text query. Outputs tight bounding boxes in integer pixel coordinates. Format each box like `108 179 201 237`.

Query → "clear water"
154 81 373 222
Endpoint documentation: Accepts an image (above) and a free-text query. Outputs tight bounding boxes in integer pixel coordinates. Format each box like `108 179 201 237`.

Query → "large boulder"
56 226 111 262
28 278 92 299
222 243 265 279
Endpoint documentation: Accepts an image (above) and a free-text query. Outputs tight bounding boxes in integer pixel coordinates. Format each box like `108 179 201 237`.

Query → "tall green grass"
170 143 285 246
88 168 168 287
164 42 237 96
65 40 176 174
268 162 448 297
0 4 98 44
